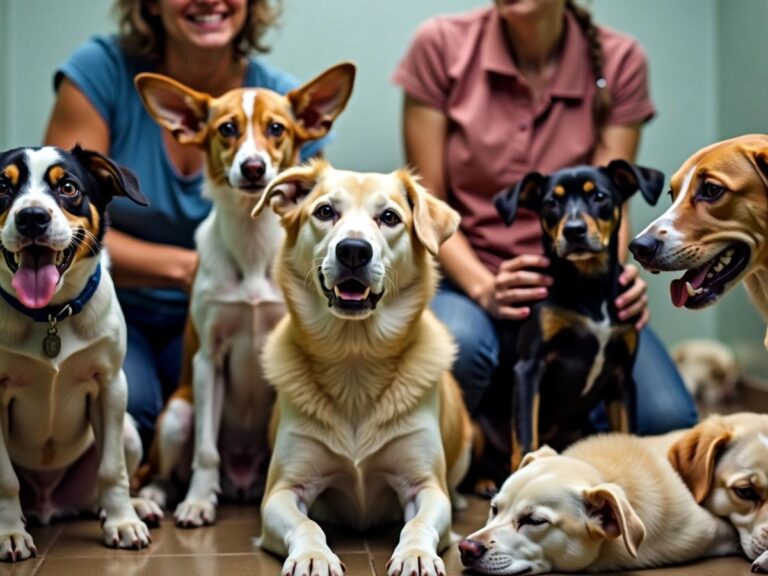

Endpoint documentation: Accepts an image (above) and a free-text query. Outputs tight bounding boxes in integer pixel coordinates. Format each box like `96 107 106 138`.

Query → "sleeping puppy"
459 434 739 575
667 412 768 572
251 161 472 576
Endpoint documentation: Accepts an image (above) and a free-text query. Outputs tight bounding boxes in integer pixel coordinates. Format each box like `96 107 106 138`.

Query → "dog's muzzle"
318 238 384 316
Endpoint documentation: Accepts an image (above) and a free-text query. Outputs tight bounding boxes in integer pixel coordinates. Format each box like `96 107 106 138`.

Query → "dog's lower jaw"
317 270 384 319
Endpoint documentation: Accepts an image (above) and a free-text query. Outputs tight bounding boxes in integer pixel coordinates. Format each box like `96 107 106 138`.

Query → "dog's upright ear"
604 159 665 206
494 172 546 226
518 445 558 470
252 160 325 219
72 146 149 207
667 416 733 503
398 170 460 256
134 73 210 147
288 62 356 142
583 483 646 558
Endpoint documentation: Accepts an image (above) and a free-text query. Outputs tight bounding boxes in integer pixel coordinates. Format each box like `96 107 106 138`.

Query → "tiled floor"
11 495 755 576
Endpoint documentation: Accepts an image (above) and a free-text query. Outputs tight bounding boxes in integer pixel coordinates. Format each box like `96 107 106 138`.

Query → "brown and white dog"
630 134 768 347
666 412 768 572
132 63 356 526
0 146 158 559
459 434 739 575
252 161 472 576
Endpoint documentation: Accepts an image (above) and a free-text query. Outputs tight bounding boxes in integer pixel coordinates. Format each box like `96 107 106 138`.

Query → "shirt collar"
481 9 590 100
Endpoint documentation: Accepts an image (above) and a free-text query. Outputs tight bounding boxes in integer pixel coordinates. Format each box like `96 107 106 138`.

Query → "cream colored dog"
251 161 472 576
459 434 738 574
671 338 740 406
667 412 768 572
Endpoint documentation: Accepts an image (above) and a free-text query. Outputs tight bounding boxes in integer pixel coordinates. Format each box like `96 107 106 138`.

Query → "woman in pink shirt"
393 0 696 485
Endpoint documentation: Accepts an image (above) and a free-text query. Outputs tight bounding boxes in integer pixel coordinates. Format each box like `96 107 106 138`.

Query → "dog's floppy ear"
72 145 149 207
583 483 646 558
494 172 546 226
604 159 665 206
518 445 558 470
134 73 210 147
288 62 356 142
399 171 460 256
667 416 733 503
252 161 325 219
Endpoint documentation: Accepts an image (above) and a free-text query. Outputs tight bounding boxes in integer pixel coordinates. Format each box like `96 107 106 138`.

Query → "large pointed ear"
72 145 149 207
398 170 460 256
667 416 732 503
749 148 768 189
494 172 546 226
518 445 558 470
288 62 356 142
604 159 665 206
251 161 325 219
134 72 210 147
583 483 646 558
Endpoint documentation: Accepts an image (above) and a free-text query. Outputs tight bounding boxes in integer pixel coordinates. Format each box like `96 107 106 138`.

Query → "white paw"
752 549 768 573
0 528 36 562
387 547 446 576
138 483 168 510
282 547 344 576
174 499 216 528
131 497 164 525
102 514 151 549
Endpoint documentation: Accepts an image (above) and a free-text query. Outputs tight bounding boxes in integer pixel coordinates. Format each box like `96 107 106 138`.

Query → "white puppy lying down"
459 434 739 574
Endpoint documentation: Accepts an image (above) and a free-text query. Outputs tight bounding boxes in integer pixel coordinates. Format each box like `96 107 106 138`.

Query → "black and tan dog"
494 161 664 470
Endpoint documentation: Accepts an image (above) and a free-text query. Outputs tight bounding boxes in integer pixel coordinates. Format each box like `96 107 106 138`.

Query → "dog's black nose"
459 539 487 565
336 238 373 269
15 207 51 238
629 234 662 265
241 157 266 182
563 219 587 242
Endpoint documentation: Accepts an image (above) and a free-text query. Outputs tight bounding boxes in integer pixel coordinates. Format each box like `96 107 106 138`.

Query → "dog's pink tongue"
670 265 711 308
11 249 60 309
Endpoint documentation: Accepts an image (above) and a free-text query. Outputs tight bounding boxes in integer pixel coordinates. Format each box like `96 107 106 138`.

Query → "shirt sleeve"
604 38 656 127
391 18 451 111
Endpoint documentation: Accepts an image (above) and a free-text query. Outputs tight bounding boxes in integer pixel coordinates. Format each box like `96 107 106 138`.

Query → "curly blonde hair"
113 0 282 62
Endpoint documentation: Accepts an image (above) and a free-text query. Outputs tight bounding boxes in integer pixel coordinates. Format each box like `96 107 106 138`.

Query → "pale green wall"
2 0 764 355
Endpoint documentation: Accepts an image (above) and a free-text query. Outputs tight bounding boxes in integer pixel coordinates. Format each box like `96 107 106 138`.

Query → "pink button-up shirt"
393 7 655 274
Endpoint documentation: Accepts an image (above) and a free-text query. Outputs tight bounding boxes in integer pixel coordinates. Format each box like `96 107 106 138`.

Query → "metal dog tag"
43 321 61 358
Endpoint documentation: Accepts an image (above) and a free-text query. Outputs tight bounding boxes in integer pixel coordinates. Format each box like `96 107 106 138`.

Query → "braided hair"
566 0 612 129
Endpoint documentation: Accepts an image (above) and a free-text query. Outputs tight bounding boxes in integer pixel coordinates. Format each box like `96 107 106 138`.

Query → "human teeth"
362 287 371 299
193 14 223 23
686 282 704 297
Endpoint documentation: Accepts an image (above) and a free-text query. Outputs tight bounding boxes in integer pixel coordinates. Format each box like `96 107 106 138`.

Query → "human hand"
615 263 649 330
477 255 552 320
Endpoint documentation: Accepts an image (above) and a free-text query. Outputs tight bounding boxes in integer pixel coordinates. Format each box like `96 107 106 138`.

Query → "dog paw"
174 499 216 528
101 514 151 549
282 548 345 576
0 528 36 562
138 483 168 510
752 550 768 573
131 497 163 526
387 547 446 576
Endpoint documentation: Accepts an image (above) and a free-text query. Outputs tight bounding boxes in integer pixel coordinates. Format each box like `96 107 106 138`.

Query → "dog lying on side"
459 433 739 574
630 134 768 347
493 161 664 469
251 161 472 576
666 412 768 572
133 63 356 526
0 146 159 560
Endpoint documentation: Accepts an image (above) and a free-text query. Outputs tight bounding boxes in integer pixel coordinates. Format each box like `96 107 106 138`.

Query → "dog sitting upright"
0 146 155 559
494 161 664 469
133 63 355 526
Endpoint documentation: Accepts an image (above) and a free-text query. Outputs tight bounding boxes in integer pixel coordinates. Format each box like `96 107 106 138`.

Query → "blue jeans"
432 281 698 435
121 303 186 452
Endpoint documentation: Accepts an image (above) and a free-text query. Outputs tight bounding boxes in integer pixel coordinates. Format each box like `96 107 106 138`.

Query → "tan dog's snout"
335 238 373 271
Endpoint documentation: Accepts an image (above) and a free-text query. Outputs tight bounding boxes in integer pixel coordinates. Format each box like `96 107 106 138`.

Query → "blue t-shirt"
55 35 326 318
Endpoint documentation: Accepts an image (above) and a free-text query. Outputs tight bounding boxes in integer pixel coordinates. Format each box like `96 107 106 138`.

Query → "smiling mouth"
186 13 228 25
670 242 750 309
319 270 384 316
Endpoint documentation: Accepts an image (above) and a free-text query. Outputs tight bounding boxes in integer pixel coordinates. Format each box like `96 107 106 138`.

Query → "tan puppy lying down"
251 161 472 576
459 434 739 574
667 412 768 573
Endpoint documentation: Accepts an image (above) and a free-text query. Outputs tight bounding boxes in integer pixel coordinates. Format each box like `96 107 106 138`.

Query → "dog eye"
218 121 239 138
379 209 401 227
489 503 498 517
699 182 725 202
733 485 761 502
594 190 608 202
267 122 285 138
0 182 10 196
59 180 79 197
518 515 548 528
313 203 336 221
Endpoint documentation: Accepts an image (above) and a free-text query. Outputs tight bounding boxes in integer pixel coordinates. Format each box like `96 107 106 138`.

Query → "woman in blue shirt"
43 0 326 450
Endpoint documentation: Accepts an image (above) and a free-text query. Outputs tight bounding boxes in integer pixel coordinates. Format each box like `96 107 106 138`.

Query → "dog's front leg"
388 481 451 576
260 488 344 576
91 369 150 549
0 419 35 561
174 349 223 527
511 358 545 471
